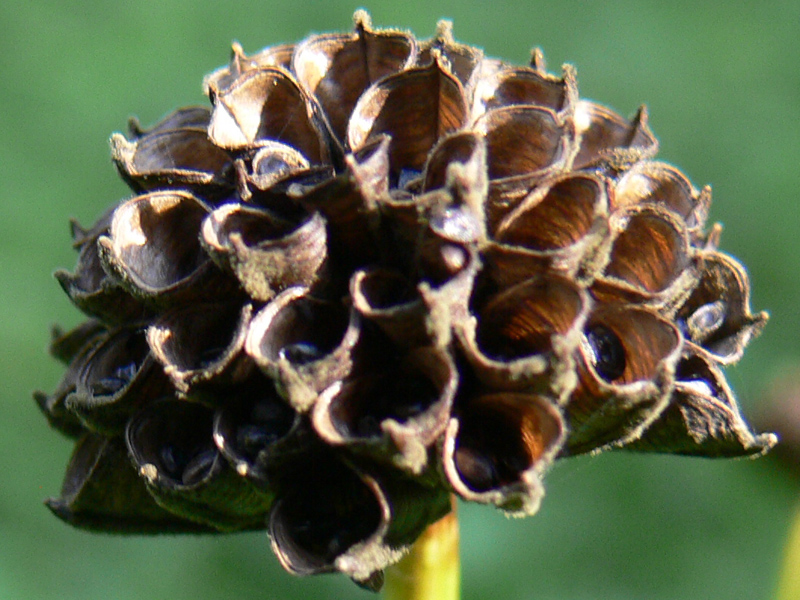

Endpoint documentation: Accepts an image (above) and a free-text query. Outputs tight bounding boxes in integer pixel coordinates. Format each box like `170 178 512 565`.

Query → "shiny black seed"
454 445 498 492
90 362 137 396
181 448 216 486
278 342 325 365
585 324 626 382
236 425 278 456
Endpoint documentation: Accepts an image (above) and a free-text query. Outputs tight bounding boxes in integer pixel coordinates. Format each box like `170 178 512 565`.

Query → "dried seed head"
39 11 774 589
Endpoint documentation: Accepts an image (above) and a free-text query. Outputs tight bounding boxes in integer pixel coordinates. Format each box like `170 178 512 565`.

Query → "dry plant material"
38 11 774 590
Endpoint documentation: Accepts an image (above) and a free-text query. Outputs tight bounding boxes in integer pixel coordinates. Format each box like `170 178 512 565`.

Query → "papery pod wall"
38 10 774 590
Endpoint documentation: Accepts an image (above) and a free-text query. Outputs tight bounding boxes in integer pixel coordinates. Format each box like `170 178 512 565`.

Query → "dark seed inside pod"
181 448 218 486
234 399 295 460
90 362 138 396
128 400 220 488
159 442 217 486
453 445 498 492
349 375 437 438
675 354 721 398
585 324 626 382
278 342 326 365
281 462 381 561
260 295 349 363
453 438 531 493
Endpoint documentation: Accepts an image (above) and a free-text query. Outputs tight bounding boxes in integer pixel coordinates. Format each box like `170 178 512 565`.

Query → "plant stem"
383 497 460 600
775 499 800 600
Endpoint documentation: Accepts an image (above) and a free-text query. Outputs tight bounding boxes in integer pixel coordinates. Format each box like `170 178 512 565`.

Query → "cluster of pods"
38 11 774 588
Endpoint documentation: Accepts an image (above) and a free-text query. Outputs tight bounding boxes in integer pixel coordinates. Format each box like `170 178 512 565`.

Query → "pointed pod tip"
353 9 372 31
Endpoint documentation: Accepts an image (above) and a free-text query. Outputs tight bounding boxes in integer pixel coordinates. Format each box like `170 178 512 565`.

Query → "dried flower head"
38 11 775 590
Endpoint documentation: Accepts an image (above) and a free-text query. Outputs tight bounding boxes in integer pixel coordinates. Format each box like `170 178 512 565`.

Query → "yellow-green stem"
775 499 800 600
383 498 460 600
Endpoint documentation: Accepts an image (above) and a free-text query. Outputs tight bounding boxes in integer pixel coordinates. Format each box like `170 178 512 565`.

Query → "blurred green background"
2 0 799 598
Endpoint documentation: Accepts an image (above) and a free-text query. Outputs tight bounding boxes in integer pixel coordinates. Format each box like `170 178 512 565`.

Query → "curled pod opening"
442 392 564 516
66 328 170 435
485 173 609 285
126 399 270 531
128 106 213 137
201 203 328 302
422 131 486 198
204 41 295 96
245 141 313 191
351 213 480 349
565 304 683 454
213 371 300 484
579 305 682 386
268 457 384 578
613 160 710 233
48 320 107 366
469 61 577 120
207 66 330 164
625 346 776 457
147 302 253 394
312 345 458 474
269 456 451 586
459 273 590 397
293 10 417 144
474 105 572 183
598 205 695 306
35 322 108 439
245 287 358 412
572 102 657 170
676 251 767 365
348 55 468 176
55 210 150 325
47 434 217 534
97 191 232 308
110 114 233 195
351 268 432 348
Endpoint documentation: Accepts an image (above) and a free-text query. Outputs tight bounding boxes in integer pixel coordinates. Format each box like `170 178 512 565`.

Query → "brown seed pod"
442 391 564 516
126 399 270 531
565 303 683 454
146 302 253 394
201 204 328 302
98 190 237 308
312 345 458 474
38 11 773 588
245 287 360 412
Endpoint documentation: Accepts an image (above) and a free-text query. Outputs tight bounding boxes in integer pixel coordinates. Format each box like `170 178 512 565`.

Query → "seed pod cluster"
38 11 775 589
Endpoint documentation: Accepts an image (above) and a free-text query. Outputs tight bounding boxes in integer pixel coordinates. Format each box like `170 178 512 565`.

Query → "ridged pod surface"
38 11 774 589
